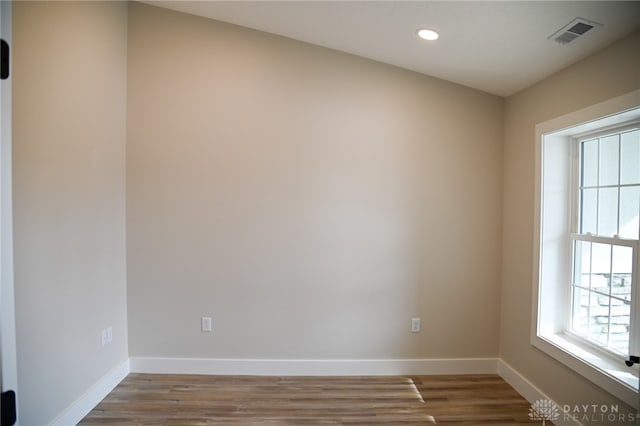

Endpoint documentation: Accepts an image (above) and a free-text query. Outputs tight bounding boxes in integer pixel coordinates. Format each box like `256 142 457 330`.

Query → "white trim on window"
532 89 640 408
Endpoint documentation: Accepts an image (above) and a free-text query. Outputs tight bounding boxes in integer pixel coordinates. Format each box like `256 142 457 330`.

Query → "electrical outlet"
107 326 113 343
101 329 108 346
411 318 421 333
201 317 212 332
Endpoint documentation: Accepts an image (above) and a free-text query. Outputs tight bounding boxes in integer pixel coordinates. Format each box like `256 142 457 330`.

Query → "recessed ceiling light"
416 28 439 41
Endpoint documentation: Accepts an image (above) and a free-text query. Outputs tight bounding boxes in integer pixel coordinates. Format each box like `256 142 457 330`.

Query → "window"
533 90 640 408
570 127 640 357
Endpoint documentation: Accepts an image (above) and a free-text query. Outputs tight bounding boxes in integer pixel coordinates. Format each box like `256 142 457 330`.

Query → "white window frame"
532 89 640 408
568 124 640 356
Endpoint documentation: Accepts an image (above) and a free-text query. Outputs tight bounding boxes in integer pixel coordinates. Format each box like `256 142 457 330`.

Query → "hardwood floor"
80 374 543 425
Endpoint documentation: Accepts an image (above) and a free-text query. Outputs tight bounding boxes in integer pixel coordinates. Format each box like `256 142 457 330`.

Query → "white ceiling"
143 1 640 97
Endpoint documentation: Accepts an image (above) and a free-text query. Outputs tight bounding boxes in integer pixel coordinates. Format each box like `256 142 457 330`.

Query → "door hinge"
1 390 17 426
1 39 9 80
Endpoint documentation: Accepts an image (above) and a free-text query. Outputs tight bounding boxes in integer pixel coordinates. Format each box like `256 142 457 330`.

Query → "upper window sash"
571 125 640 240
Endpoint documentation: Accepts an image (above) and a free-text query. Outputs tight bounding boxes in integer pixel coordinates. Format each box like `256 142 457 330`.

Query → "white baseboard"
50 358 130 426
497 359 583 426
130 356 498 376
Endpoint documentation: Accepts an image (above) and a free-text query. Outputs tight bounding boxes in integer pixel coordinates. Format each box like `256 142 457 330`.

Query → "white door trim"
1 0 19 420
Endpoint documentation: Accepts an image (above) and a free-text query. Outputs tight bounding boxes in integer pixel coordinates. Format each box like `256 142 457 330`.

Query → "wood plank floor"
80 374 545 425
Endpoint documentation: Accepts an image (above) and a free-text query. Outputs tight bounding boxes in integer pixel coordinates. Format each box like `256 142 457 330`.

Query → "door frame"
1 0 18 420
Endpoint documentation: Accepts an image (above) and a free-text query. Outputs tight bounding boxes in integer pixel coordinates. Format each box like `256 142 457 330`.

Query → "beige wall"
126 3 504 360
12 2 128 424
501 30 640 412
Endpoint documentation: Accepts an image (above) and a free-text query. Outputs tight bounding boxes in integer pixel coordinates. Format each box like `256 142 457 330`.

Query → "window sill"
532 332 638 407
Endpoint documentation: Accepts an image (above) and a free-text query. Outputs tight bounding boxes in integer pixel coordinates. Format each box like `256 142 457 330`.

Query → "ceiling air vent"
549 18 602 45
